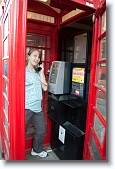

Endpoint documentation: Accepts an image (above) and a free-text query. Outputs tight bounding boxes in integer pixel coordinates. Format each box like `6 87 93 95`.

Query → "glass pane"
4 14 9 38
4 80 8 96
4 99 8 115
74 33 87 63
46 50 50 61
100 36 106 59
93 113 105 144
45 62 50 74
96 89 106 120
101 11 106 33
4 125 9 142
41 49 45 61
4 37 8 58
4 112 8 125
46 36 51 48
89 132 101 160
3 59 8 77
27 34 46 47
97 62 106 90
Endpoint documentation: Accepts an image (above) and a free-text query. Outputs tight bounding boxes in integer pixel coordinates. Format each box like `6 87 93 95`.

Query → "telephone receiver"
34 61 42 73
39 61 42 65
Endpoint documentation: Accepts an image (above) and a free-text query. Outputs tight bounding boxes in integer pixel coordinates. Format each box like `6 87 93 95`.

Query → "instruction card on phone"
58 125 65 144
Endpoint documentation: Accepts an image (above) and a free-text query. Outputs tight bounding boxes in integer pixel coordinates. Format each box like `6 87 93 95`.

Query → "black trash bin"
50 120 85 160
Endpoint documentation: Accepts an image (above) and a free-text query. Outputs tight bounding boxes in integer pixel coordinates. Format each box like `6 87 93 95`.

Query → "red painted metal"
50 0 96 12
90 126 103 156
102 131 106 158
0 0 28 160
0 0 106 160
83 0 106 160
83 14 98 160
7 0 27 160
28 0 59 17
0 18 3 149
0 1 10 159
93 106 106 127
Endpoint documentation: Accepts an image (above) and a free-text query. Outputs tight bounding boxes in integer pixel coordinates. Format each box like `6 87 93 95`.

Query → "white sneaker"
31 149 47 158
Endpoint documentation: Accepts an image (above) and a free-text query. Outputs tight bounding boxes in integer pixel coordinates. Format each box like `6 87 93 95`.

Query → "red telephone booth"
0 0 106 160
83 0 106 160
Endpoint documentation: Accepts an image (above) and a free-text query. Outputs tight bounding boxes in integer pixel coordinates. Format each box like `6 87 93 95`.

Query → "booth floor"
0 145 59 160
26 146 59 161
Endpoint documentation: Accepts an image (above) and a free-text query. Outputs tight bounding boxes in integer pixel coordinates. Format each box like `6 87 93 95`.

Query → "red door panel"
83 0 106 160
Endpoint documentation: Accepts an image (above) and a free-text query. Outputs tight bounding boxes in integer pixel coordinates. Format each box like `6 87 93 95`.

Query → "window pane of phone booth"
3 59 8 77
4 98 8 115
46 49 50 61
101 11 106 34
93 113 105 145
4 80 8 96
46 36 51 48
74 33 87 63
4 130 10 158
4 109 8 125
4 116 8 128
97 62 106 90
96 89 106 120
4 37 8 58
27 34 46 47
100 36 106 59
4 13 9 39
89 132 101 160
4 124 9 144
41 49 45 61
45 62 50 74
